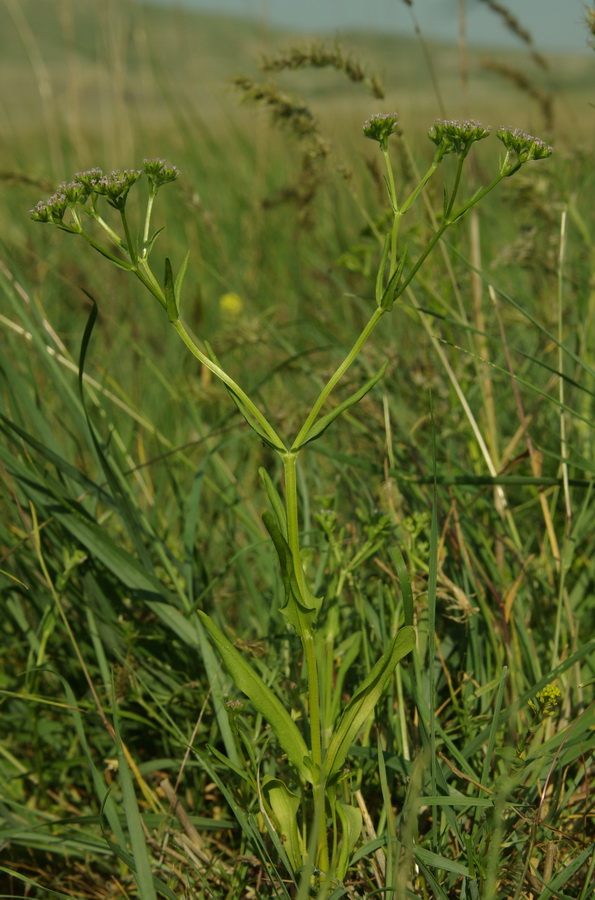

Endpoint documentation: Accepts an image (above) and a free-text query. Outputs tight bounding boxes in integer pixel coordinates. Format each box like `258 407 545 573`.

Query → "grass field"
1 1 594 898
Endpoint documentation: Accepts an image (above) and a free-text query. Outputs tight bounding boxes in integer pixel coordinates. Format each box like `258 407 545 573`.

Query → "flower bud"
94 169 142 209
363 113 398 151
428 119 491 158
29 190 70 226
497 126 553 170
143 158 180 189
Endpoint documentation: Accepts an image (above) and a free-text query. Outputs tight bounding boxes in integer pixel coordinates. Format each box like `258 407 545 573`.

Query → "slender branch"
292 306 386 450
172 318 286 451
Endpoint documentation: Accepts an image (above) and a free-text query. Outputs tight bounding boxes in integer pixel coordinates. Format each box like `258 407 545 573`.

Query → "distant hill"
1 0 591 174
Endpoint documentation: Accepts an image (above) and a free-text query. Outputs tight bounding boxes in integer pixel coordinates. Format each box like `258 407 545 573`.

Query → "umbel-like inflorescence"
529 683 562 719
91 169 142 209
29 159 180 226
497 126 554 164
362 115 552 180
363 113 399 151
428 119 492 158
143 158 181 189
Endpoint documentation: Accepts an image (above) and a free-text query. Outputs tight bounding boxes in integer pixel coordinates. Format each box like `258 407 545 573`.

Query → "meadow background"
1 1 594 897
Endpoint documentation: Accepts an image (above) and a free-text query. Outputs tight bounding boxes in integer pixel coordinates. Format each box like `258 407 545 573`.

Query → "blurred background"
154 0 594 51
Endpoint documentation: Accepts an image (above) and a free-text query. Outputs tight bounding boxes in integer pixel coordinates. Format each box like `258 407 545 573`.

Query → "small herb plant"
30 118 553 892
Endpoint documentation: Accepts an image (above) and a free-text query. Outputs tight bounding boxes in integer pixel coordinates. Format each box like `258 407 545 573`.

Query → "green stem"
292 164 509 453
171 318 286 451
291 306 386 450
445 153 466 219
119 208 137 263
282 452 322 763
78 229 135 270
281 451 328 872
382 146 400 277
141 189 157 256
82 205 127 251
400 160 440 215
133 258 167 306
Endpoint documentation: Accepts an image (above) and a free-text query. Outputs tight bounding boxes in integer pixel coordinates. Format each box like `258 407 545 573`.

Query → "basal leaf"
335 801 363 881
262 776 304 873
324 626 415 782
197 610 311 781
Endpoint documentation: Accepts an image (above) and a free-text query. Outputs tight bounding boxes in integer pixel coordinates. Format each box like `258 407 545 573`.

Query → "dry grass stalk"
481 60 554 131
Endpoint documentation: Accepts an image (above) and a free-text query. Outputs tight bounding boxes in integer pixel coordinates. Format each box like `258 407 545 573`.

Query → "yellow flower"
219 292 244 316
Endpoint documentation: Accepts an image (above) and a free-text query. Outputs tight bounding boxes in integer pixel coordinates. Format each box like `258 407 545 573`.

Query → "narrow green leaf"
375 233 391 305
259 466 288 539
481 666 508 786
147 602 240 764
164 257 178 322
325 626 416 781
413 846 469 877
112 688 158 900
207 744 252 782
174 249 190 310
204 341 286 451
197 610 311 781
100 831 180 900
380 247 408 311
77 294 155 572
389 545 413 626
536 845 594 899
144 225 165 257
262 509 321 633
0 868 79 900
294 361 388 450
330 632 362 723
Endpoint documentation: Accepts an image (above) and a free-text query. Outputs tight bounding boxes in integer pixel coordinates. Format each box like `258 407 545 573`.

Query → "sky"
150 0 594 52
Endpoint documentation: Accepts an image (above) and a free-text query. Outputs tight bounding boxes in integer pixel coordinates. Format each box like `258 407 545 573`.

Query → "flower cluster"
74 168 103 190
428 119 492 158
143 158 180 189
29 159 180 224
29 185 81 230
528 683 562 719
92 169 142 210
226 699 245 711
363 113 399 151
497 126 554 164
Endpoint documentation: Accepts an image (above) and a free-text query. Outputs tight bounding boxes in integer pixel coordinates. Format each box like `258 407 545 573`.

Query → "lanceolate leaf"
174 249 190 311
294 361 388 450
259 466 288 539
197 610 312 781
375 234 391 305
390 546 414 627
144 224 165 257
324 626 416 782
379 248 407 311
204 342 286 451
262 509 322 634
